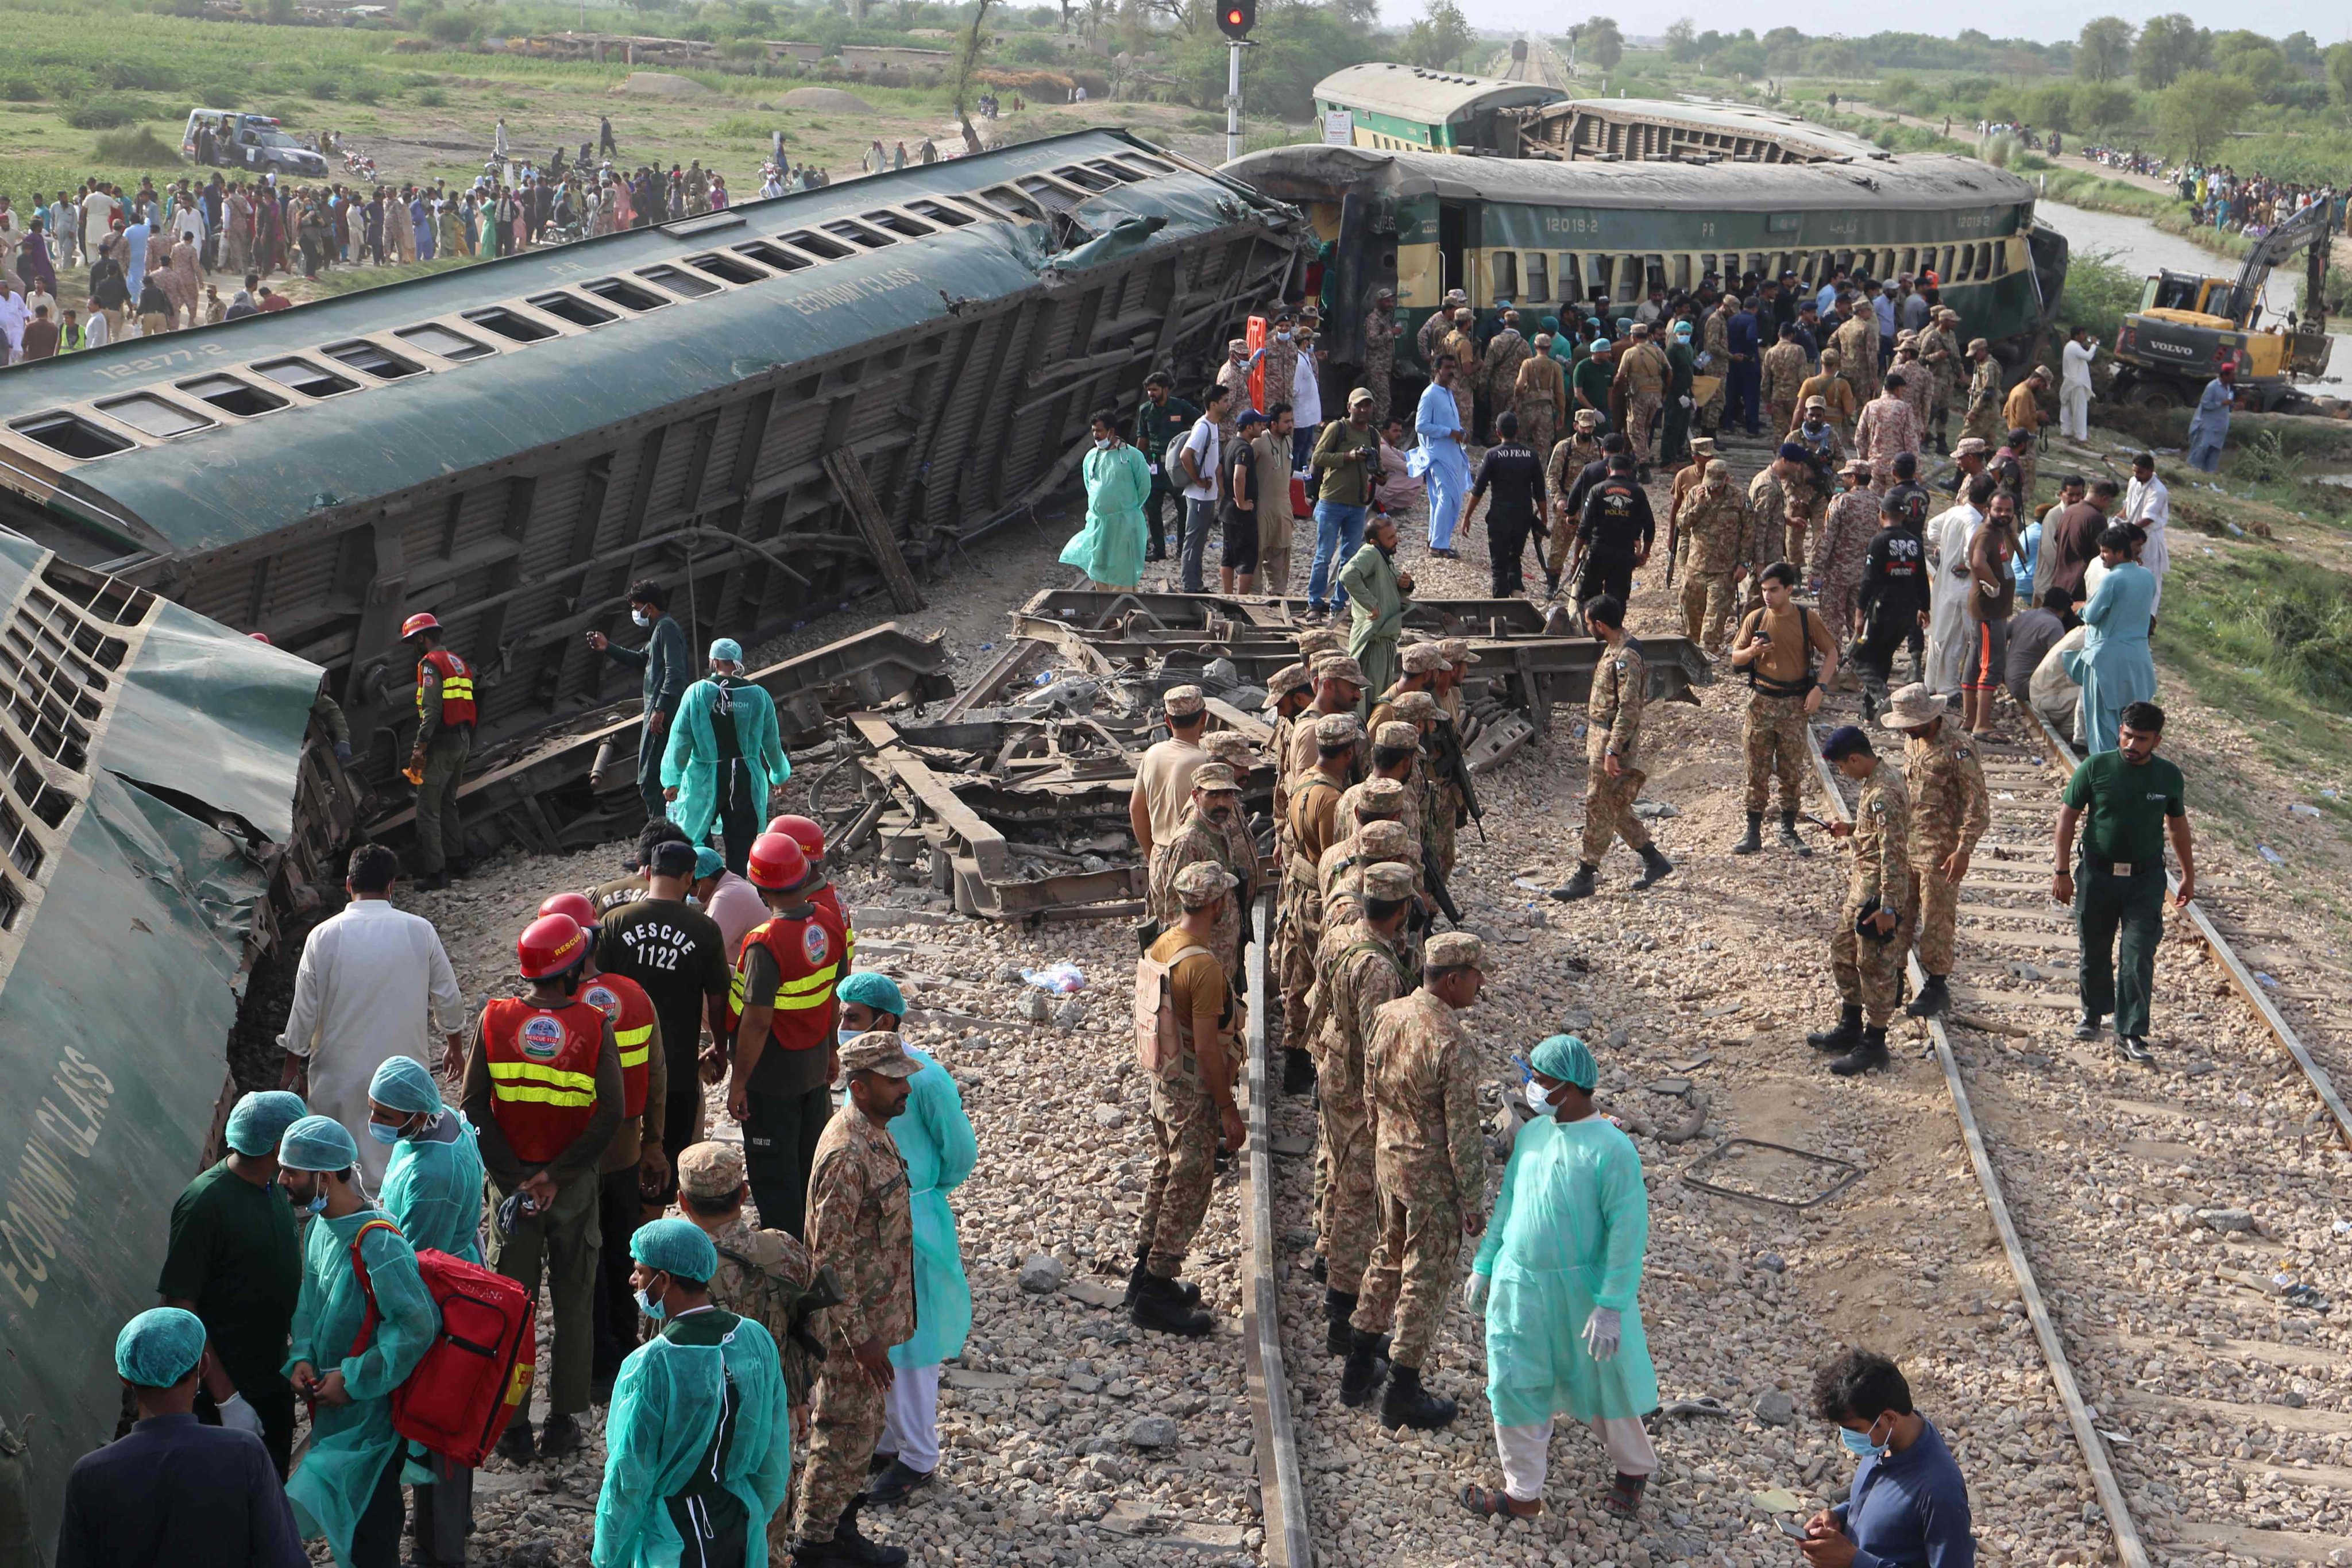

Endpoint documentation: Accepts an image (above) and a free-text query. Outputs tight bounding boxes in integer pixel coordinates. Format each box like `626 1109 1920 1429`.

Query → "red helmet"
766 814 825 860
538 891 600 928
745 832 809 893
400 612 442 640
247 631 273 645
517 913 589 980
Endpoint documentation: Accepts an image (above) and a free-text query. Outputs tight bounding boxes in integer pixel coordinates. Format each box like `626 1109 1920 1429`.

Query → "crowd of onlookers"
2064 146 2346 242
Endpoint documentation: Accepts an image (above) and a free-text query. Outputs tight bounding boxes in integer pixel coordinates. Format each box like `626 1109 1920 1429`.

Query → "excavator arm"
2223 202 2332 333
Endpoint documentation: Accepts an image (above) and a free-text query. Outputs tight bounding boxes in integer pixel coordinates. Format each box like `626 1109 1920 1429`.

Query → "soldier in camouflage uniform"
791 1033 919 1563
1884 684 1990 1021
1442 310 1481 438
1342 930 1490 1430
1367 642 1443 735
1337 737 1425 849
1809 729 1913 1078
1814 458 1881 644
1798 355 1860 442
1513 334 1566 462
1760 322 1810 440
1146 763 1246 988
1775 440 1830 576
1729 562 1837 855
1482 311 1532 445
1215 339 1252 451
1202 731 1264 887
1320 814 1419 934
1361 289 1399 426
1677 460 1759 656
1921 308 1964 454
1417 288 1467 378
1391 691 1458 883
1313 862 1417 1356
1696 298 1733 434
1614 323 1670 480
1831 297 1880 403
1961 339 2004 445
1253 310 1299 418
1281 713 1362 1088
1891 338 1935 436
1543 414 1606 585
1262 662 1315 836
1134 862 1242 1336
1551 595 1671 902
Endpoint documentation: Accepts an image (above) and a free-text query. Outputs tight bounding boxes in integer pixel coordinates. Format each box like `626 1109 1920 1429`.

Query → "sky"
1449 0 2352 48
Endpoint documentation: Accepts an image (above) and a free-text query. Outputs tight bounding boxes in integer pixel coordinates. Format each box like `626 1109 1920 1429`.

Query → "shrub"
415 86 447 106
64 96 146 130
307 76 342 99
0 78 40 103
350 83 383 105
92 126 182 166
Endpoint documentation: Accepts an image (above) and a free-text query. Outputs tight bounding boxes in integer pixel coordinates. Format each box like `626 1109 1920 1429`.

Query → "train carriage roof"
1226 144 2034 214
1534 95 1893 161
1312 63 1568 123
0 128 1285 564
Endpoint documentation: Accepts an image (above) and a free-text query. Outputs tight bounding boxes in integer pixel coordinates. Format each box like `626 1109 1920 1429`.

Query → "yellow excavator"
2110 200 2334 413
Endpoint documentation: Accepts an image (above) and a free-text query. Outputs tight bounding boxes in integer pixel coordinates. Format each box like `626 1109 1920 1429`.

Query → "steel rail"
1240 892 1311 1568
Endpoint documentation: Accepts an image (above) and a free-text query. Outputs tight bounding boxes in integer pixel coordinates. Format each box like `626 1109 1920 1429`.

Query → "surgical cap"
630 1217 717 1284
1531 1033 1598 1090
836 970 907 1019
279 1114 360 1173
708 638 744 665
115 1307 207 1388
225 1090 308 1157
368 1055 443 1117
694 846 725 880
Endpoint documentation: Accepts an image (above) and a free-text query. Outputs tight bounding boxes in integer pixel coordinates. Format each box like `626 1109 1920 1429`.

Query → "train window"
685 252 770 284
1525 253 1548 303
253 357 358 398
1938 246 1956 281
1954 244 1975 281
1899 247 1918 276
1051 164 1115 192
1081 159 1137 184
463 307 560 342
1015 175 1082 207
1670 255 1689 292
1697 253 1716 281
1589 255 1613 300
775 229 854 260
634 265 721 299
10 411 133 459
1620 255 1642 301
731 242 810 272
94 392 215 439
395 323 493 361
1558 254 1581 301
526 291 619 329
1644 256 1667 295
582 277 673 311
978 185 1045 220
1745 253 1766 279
904 198 975 228
860 209 933 238
1115 152 1173 174
322 340 424 380
1490 252 1518 303
821 219 893 250
178 373 289 416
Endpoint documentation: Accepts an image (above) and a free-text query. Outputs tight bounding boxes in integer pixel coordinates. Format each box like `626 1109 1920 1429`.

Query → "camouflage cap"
1314 655 1366 687
1164 685 1206 717
1400 643 1445 674
1843 455 1872 474
1424 930 1489 971
1357 820 1412 858
1262 662 1312 707
1573 408 1600 428
1436 638 1480 667
1314 712 1364 746
1374 720 1420 750
1357 777 1406 814
1689 436 1717 454
1803 394 1828 411
675 1141 747 1199
1362 862 1414 902
1227 337 1248 353
1296 627 1345 658
1191 762 1239 793
1203 731 1256 763
1967 337 1989 353
1953 436 1990 457
1392 690 1438 721
1175 861 1237 907
840 1029 921 1079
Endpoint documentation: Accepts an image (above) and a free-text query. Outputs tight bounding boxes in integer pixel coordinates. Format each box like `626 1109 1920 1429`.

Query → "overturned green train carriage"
0 130 1305 818
1224 144 2067 380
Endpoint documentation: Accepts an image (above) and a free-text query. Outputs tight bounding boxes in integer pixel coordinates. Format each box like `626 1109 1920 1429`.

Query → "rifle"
1421 838 1462 926
1662 489 1681 591
1425 716 1485 844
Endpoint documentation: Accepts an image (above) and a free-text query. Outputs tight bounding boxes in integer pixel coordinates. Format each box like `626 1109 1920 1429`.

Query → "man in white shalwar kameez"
1922 493 1983 695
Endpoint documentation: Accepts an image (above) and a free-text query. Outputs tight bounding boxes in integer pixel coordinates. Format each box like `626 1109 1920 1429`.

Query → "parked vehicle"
181 109 332 179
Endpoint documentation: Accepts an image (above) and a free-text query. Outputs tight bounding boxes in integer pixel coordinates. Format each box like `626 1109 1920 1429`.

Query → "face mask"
367 1120 401 1146
1524 1080 1555 1115
838 1027 863 1048
1094 437 1111 451
632 609 651 627
635 1287 666 1322
288 1180 326 1215
1842 1416 1890 1458
1276 331 1293 342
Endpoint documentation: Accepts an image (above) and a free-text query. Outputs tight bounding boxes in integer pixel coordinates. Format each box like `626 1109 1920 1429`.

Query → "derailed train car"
0 532 350 1555
0 129 1305 818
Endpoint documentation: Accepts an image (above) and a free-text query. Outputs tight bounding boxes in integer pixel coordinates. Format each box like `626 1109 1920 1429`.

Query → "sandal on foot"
1458 1484 1536 1519
1602 1473 1648 1518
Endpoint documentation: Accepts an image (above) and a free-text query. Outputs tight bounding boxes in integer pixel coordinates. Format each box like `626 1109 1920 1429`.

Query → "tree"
2134 14 2209 91
2281 32 2319 68
2327 44 2352 119
2154 70 2251 164
1332 0 1381 33
1997 45 2043 84
2075 17 2132 83
1578 14 1621 69
2071 80 2137 136
1662 17 1697 64
1402 0 1471 70
1710 39 1764 79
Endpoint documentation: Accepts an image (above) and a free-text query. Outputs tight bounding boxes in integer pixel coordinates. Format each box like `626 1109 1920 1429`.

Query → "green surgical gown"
283 1210 438 1566
379 1111 486 1265
594 1313 792 1567
887 1049 976 1369
1472 1114 1659 1427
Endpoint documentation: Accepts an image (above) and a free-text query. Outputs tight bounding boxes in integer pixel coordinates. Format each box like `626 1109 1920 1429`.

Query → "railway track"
1805 693 2352 1566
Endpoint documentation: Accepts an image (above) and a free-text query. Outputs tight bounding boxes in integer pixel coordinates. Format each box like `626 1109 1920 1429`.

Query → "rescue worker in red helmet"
538 892 670 1404
724 832 847 1238
765 813 854 970
403 611 476 890
461 912 623 1463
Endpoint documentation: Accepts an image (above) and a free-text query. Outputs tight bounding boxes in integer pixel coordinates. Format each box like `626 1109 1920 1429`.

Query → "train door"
1438 202 1466 302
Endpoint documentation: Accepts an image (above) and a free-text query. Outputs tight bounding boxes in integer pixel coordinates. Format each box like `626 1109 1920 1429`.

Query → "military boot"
1830 1026 1891 1076
1631 844 1674 890
1779 812 1813 858
1130 1272 1214 1337
1905 975 1951 1018
795 1496 908 1567
1808 1005 1864 1053
1339 1328 1391 1407
1323 1289 1358 1356
1131 1245 1200 1306
1731 812 1764 855
1548 863 1598 902
1379 1362 1458 1430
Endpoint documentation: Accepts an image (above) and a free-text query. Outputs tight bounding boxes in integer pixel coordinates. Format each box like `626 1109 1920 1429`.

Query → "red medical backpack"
347 1219 536 1468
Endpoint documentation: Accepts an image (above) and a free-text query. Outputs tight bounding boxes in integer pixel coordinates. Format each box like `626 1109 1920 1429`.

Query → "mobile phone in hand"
1778 1515 1809 1540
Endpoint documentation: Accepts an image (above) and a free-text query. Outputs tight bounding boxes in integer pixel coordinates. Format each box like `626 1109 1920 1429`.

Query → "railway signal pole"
1218 0 1256 164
